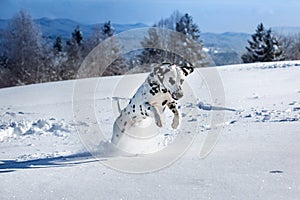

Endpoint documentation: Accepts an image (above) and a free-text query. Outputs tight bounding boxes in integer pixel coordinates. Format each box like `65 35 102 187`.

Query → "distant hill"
272 26 300 35
0 18 149 40
201 32 250 54
35 18 149 39
1 18 300 65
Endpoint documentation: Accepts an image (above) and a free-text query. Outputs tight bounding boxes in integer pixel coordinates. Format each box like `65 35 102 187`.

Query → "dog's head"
149 62 194 100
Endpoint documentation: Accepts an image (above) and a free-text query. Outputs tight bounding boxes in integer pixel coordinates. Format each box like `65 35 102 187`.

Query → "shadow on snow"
0 152 104 174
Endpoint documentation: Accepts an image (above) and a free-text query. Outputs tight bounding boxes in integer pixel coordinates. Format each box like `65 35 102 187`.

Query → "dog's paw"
155 118 163 128
172 118 180 129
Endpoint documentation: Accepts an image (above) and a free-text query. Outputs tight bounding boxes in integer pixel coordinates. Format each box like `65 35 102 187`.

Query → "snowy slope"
1 61 300 199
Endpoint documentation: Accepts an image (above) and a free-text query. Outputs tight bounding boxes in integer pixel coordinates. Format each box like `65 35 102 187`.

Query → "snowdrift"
1 61 300 199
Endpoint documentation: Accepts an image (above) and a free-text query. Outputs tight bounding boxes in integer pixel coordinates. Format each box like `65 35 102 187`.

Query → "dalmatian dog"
111 62 194 146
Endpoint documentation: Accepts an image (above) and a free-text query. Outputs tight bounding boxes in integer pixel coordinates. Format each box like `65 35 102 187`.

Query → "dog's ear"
154 62 172 74
180 63 194 76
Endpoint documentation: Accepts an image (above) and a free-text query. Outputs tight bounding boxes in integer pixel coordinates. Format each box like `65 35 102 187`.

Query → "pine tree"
242 23 285 63
176 13 200 41
174 13 205 66
49 35 67 81
139 11 205 69
101 21 115 40
62 26 84 79
53 35 63 53
71 25 83 45
84 21 115 57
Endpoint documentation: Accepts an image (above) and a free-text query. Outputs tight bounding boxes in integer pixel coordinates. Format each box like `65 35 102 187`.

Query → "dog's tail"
116 99 122 114
112 97 128 114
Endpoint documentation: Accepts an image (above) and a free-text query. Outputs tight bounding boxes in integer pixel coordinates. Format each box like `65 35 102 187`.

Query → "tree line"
241 22 300 63
0 10 128 87
0 10 300 88
0 10 205 88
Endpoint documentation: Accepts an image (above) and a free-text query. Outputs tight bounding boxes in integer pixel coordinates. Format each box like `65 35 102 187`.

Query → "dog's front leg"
168 101 181 129
147 103 164 127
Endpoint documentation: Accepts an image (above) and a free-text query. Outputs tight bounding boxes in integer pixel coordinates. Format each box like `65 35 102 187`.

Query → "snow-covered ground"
1 61 300 199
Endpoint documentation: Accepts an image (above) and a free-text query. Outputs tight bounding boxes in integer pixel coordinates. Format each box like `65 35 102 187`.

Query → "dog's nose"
172 92 183 100
177 92 183 99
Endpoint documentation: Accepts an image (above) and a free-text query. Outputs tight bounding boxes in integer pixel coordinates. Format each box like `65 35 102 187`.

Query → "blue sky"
1 0 300 33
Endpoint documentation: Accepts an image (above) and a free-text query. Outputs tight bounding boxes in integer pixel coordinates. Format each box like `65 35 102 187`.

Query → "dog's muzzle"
171 92 183 100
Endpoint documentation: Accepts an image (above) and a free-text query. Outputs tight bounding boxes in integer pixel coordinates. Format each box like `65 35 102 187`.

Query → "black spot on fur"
162 88 168 93
182 68 188 76
163 68 170 74
147 107 151 110
124 121 127 126
168 104 176 109
162 100 168 106
169 78 175 85
180 79 184 85
181 65 194 76
121 128 125 133
150 90 156 96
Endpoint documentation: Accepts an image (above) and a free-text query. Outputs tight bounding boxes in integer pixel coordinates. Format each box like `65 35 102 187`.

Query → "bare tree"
100 21 127 76
2 10 44 85
84 24 102 56
279 33 300 60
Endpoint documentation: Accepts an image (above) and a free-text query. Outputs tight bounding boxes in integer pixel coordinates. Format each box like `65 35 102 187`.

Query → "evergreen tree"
49 35 67 81
62 26 84 79
71 25 83 45
139 11 205 69
242 23 285 63
101 21 115 40
176 13 200 41
174 13 205 66
53 35 63 53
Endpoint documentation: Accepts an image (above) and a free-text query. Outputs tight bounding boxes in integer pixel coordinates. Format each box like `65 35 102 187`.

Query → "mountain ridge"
1 18 299 65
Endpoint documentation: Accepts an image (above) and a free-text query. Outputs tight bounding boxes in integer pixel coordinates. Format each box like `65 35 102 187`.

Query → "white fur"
111 63 193 149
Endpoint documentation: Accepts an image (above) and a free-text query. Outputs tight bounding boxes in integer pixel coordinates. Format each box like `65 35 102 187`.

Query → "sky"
1 0 300 33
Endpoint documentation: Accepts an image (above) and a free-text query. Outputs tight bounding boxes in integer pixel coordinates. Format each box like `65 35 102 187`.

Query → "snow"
1 61 300 199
